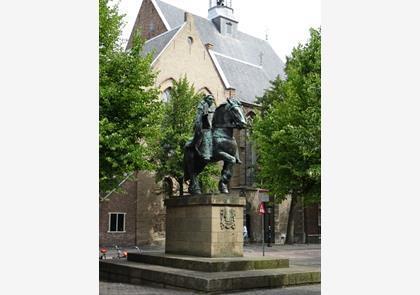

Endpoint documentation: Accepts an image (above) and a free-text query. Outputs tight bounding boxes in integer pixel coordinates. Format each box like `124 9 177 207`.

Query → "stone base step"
128 252 289 272
100 259 321 293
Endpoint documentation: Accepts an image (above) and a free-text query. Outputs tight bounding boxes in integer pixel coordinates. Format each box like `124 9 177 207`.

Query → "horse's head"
226 98 247 129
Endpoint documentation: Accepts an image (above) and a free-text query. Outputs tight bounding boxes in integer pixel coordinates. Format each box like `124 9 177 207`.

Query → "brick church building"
99 0 321 247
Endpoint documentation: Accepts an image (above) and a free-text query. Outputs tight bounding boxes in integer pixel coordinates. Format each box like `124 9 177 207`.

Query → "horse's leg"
188 151 208 195
217 151 236 163
216 151 236 194
185 147 199 195
189 173 201 195
219 161 234 194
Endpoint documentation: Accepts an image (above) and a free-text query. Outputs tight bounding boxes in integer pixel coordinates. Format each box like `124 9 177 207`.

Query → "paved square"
100 243 320 294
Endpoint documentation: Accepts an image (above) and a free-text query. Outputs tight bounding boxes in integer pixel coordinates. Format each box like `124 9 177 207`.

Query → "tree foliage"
155 77 218 196
253 28 321 205
99 0 162 194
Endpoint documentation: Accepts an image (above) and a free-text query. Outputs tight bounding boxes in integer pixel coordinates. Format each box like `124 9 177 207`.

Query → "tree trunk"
286 195 298 244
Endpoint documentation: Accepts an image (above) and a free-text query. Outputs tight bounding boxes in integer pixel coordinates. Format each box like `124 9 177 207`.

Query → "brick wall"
304 203 321 243
127 0 168 49
99 179 137 247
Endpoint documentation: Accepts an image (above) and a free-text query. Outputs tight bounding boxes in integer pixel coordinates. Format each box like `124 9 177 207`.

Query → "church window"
198 87 212 96
226 22 232 34
149 22 155 33
187 37 193 54
161 87 172 103
108 212 126 232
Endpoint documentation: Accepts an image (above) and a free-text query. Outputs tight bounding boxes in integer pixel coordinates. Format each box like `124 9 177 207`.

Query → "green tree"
253 28 321 243
155 77 218 196
99 0 162 195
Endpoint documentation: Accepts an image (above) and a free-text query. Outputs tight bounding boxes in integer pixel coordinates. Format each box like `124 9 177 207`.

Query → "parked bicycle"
99 245 142 259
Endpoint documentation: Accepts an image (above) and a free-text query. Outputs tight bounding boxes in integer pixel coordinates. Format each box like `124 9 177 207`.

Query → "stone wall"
274 196 292 244
135 171 166 246
165 195 244 257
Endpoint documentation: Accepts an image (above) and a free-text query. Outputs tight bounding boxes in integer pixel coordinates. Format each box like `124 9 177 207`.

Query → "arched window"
198 87 212 96
159 78 175 103
187 36 193 54
149 22 155 33
161 87 172 103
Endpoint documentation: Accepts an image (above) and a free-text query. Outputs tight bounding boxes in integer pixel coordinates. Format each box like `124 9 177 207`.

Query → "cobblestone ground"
100 243 321 295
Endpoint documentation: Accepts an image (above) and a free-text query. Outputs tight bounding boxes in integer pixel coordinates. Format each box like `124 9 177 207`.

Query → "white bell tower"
208 0 238 36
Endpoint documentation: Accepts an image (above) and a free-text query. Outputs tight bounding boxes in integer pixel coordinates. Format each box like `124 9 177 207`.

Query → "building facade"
99 0 320 247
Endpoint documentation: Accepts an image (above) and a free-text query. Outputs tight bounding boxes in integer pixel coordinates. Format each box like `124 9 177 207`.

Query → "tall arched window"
159 78 175 103
198 87 212 96
161 87 172 103
187 36 193 54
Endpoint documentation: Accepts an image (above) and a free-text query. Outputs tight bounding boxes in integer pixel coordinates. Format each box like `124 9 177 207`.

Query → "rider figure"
191 94 216 161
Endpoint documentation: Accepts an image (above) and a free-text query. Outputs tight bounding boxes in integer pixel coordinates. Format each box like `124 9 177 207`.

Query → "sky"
117 0 320 62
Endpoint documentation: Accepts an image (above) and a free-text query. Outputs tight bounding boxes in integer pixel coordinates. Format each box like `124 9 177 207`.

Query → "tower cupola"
208 0 238 37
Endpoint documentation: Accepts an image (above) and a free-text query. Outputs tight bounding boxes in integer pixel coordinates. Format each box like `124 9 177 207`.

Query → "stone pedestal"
164 194 245 257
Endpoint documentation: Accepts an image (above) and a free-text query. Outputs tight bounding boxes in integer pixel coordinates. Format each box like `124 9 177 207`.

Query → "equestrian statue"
184 94 248 195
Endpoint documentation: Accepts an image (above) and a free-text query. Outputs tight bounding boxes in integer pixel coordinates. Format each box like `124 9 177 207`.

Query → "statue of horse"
184 98 248 195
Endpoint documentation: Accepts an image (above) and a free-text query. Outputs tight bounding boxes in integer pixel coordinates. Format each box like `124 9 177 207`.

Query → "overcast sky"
117 0 320 62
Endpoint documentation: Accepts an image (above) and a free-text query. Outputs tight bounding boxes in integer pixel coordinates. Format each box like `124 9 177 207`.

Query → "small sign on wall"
260 193 269 202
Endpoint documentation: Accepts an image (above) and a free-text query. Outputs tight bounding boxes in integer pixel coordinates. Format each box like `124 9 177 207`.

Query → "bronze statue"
189 95 216 161
184 97 247 195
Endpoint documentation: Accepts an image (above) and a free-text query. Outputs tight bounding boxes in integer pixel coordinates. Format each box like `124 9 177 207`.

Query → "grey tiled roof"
152 0 285 104
142 25 181 61
155 0 185 29
215 54 271 104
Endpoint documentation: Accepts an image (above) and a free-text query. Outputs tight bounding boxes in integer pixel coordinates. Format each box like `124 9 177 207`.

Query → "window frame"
108 212 126 233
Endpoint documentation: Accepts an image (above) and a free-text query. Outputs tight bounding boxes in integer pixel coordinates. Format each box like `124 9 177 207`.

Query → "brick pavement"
99 243 321 294
99 282 321 295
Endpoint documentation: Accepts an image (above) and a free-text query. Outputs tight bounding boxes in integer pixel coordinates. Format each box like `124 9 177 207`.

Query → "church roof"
143 24 183 61
148 0 285 104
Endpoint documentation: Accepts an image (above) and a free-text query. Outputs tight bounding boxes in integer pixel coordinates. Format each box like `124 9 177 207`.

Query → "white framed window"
108 212 126 232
